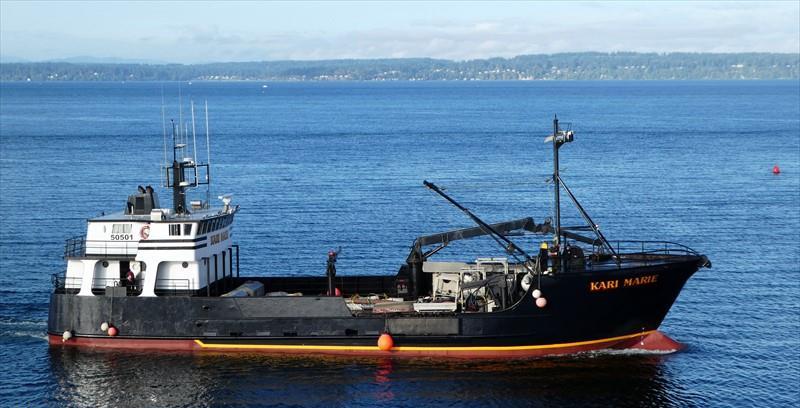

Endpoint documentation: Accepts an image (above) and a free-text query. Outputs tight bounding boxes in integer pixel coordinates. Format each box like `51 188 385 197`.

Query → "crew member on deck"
538 242 549 273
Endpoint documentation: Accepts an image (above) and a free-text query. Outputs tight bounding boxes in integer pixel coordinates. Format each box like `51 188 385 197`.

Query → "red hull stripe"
50 330 682 358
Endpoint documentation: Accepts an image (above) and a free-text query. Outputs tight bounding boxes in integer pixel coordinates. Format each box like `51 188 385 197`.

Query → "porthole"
102 261 109 268
182 262 189 268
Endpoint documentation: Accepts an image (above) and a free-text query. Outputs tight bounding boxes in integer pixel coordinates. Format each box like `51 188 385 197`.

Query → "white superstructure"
63 192 238 297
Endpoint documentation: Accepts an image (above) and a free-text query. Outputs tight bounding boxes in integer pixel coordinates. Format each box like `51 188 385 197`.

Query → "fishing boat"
48 113 711 358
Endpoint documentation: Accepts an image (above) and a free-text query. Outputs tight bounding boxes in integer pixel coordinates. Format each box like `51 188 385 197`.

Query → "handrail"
602 240 699 256
155 278 193 296
578 240 701 272
64 235 138 258
51 272 81 294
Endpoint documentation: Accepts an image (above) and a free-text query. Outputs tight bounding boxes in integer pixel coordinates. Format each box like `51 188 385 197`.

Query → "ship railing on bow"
606 240 699 257
580 240 702 271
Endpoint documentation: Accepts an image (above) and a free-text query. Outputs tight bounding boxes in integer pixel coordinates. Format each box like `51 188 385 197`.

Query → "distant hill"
1 53 797 81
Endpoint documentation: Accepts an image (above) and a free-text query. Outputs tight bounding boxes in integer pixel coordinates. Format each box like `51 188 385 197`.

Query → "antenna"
205 100 211 207
191 100 200 201
171 119 177 162
191 100 198 165
161 86 167 188
178 83 184 144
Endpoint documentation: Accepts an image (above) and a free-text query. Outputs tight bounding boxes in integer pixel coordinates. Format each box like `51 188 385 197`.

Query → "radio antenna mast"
205 100 211 207
191 100 198 165
161 86 168 187
178 83 184 144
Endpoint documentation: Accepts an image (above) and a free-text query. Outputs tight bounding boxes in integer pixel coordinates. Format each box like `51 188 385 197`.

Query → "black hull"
48 258 700 357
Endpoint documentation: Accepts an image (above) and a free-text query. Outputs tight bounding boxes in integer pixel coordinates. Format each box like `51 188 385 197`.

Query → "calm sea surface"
0 80 798 407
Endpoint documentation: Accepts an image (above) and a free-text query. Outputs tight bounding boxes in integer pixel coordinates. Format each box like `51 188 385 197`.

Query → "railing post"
208 258 212 296
227 247 233 281
234 245 240 278
222 250 227 292
213 254 218 296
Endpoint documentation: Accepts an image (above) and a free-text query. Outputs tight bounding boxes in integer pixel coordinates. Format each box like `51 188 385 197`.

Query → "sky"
1 1 798 63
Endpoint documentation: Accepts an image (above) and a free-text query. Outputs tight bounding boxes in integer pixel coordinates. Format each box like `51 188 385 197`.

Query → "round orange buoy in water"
773 165 781 174
536 297 548 308
377 333 394 351
108 326 118 337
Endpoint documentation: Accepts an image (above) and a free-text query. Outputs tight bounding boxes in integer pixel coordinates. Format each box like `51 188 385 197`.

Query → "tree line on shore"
1 52 797 81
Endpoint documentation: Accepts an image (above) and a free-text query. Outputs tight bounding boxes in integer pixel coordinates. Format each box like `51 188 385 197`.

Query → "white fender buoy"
521 274 533 292
532 289 542 299
62 330 72 342
536 297 548 308
100 322 109 332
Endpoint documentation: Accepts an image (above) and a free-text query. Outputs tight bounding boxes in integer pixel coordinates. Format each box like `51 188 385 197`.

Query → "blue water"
1 80 798 407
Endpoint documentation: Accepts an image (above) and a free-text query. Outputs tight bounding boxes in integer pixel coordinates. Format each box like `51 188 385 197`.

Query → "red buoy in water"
377 333 394 351
773 165 781 174
108 326 118 337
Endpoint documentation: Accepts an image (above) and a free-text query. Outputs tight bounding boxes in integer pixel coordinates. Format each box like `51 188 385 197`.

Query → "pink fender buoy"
377 333 394 351
108 326 118 337
773 165 781 174
536 297 548 308
335 288 342 297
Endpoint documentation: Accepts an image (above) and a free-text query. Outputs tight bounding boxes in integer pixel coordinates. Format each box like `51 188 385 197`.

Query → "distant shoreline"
2 79 799 83
2 52 797 81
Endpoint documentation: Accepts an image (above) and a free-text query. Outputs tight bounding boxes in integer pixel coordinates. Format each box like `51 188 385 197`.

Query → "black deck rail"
64 235 138 259
64 236 86 258
577 240 702 272
90 277 143 296
602 240 699 256
154 279 193 296
52 272 81 294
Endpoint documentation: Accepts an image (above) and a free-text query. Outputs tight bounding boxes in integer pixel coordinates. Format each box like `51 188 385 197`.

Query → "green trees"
1 53 797 81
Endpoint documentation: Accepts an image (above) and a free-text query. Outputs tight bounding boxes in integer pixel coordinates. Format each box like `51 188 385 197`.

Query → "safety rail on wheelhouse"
63 235 138 258
63 236 86 258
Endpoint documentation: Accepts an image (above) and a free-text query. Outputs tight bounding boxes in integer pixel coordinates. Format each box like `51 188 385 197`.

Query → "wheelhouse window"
169 224 181 236
112 224 132 233
184 224 193 235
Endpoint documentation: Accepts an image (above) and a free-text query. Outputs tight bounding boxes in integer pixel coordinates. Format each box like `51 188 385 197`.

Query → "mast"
170 120 187 214
546 116 617 263
163 100 212 215
552 116 561 248
547 115 574 251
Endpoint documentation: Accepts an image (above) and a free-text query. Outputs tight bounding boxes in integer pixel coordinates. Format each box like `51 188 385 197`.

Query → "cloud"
1 1 798 63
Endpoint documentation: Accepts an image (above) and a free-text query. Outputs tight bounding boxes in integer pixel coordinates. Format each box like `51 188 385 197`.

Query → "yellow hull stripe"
193 330 655 352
